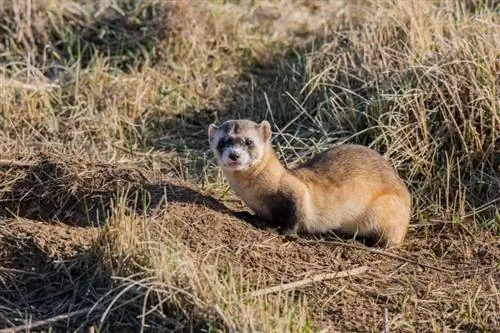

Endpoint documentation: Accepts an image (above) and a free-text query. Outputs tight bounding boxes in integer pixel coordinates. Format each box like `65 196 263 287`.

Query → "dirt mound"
0 155 498 332
155 198 499 331
0 153 158 226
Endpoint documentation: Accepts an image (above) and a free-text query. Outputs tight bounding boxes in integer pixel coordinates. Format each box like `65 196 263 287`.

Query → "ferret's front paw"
233 211 254 220
279 226 298 237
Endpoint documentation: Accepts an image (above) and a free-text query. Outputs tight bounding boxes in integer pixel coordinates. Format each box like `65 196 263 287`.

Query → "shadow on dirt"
0 220 219 332
0 152 250 333
0 157 237 228
0 156 237 332
0 230 108 331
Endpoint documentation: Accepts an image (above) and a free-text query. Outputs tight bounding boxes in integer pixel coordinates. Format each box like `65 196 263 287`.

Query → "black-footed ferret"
208 119 412 247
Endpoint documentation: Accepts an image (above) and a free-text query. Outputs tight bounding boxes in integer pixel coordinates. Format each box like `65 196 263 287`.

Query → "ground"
0 1 499 332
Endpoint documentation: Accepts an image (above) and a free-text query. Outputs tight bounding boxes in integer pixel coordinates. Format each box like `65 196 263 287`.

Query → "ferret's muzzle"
220 146 252 170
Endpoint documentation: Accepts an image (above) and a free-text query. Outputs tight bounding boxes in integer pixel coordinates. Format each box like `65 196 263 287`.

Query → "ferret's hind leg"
368 194 411 248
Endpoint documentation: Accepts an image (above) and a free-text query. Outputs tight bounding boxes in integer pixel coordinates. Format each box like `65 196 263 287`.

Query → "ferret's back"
292 144 406 190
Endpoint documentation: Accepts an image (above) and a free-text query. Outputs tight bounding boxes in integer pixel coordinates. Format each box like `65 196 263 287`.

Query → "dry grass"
0 0 499 332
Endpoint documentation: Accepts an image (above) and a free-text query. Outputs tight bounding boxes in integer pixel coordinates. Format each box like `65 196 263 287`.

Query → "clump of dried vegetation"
0 0 498 332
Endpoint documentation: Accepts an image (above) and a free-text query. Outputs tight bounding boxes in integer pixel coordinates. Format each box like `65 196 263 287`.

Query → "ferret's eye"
217 140 225 150
245 139 254 147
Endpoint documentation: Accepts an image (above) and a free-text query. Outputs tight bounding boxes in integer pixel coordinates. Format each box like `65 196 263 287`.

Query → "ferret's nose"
229 151 240 161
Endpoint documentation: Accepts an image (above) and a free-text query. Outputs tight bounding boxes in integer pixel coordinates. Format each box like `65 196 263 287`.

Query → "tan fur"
209 120 412 248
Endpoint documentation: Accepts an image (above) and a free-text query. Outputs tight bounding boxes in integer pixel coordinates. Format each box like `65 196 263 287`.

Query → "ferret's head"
208 119 271 171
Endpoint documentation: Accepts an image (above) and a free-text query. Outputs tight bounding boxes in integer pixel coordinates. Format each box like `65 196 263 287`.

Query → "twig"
214 305 235 333
0 267 41 276
249 266 368 297
0 159 36 168
0 307 97 333
2 79 60 92
383 308 389 333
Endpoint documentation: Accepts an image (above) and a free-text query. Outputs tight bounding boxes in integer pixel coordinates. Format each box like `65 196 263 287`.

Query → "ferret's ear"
259 120 271 142
208 123 218 143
